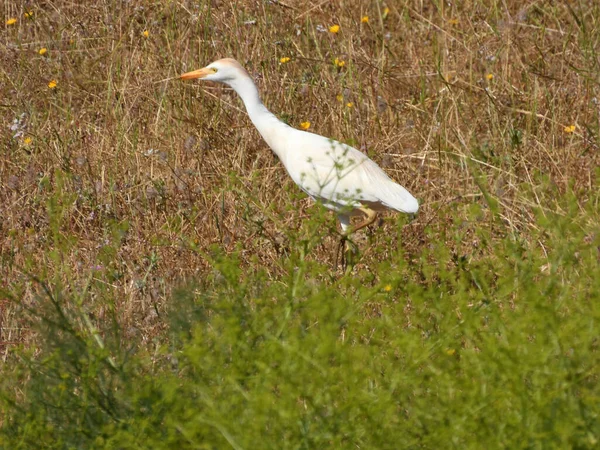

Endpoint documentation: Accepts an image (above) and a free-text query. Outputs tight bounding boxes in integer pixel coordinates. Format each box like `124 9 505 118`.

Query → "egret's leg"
334 213 351 270
350 207 378 234
334 209 378 269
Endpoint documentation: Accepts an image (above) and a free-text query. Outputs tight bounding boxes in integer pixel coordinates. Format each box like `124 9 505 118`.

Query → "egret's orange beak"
180 67 212 80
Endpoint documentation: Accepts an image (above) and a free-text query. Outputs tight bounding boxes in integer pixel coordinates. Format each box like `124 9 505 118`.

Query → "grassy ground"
1 0 600 447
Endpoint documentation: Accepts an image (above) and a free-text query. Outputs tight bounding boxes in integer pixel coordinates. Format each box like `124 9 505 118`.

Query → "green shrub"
2 192 599 449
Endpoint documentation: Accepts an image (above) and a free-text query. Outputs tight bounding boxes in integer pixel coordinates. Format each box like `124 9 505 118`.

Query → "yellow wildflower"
279 56 291 64
334 58 345 67
48 80 57 89
486 73 494 80
142 30 149 38
448 18 459 25
382 7 390 19
23 137 32 145
39 47 47 55
329 24 340 33
564 125 576 134
300 121 311 130
346 102 354 108
383 284 392 292
6 18 17 25
361 16 369 23
24 11 34 18
336 94 344 102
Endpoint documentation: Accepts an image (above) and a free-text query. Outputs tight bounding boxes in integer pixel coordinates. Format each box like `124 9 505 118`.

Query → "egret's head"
180 58 249 85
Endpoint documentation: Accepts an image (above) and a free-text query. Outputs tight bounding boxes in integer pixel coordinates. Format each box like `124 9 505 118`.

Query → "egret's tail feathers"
378 181 419 214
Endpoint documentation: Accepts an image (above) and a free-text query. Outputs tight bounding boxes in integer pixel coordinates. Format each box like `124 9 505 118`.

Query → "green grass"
2 189 600 448
1 1 600 448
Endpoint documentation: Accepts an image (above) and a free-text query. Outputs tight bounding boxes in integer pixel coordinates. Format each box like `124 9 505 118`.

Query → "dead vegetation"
1 0 599 355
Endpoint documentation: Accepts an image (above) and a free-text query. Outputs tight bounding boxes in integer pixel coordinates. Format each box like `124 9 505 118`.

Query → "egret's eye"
211 68 218 73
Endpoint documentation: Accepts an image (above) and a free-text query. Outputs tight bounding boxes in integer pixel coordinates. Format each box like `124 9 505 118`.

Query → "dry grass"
1 0 599 355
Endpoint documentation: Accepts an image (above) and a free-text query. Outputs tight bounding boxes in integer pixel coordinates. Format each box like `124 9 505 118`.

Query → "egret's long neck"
227 75 291 159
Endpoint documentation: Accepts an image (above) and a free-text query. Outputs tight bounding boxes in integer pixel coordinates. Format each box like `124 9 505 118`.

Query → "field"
1 0 600 447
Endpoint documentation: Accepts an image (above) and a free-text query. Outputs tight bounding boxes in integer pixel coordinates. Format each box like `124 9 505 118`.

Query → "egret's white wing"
282 133 376 209
281 131 418 213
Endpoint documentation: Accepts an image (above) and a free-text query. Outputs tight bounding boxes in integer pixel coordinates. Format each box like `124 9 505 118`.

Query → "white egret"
181 58 418 260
